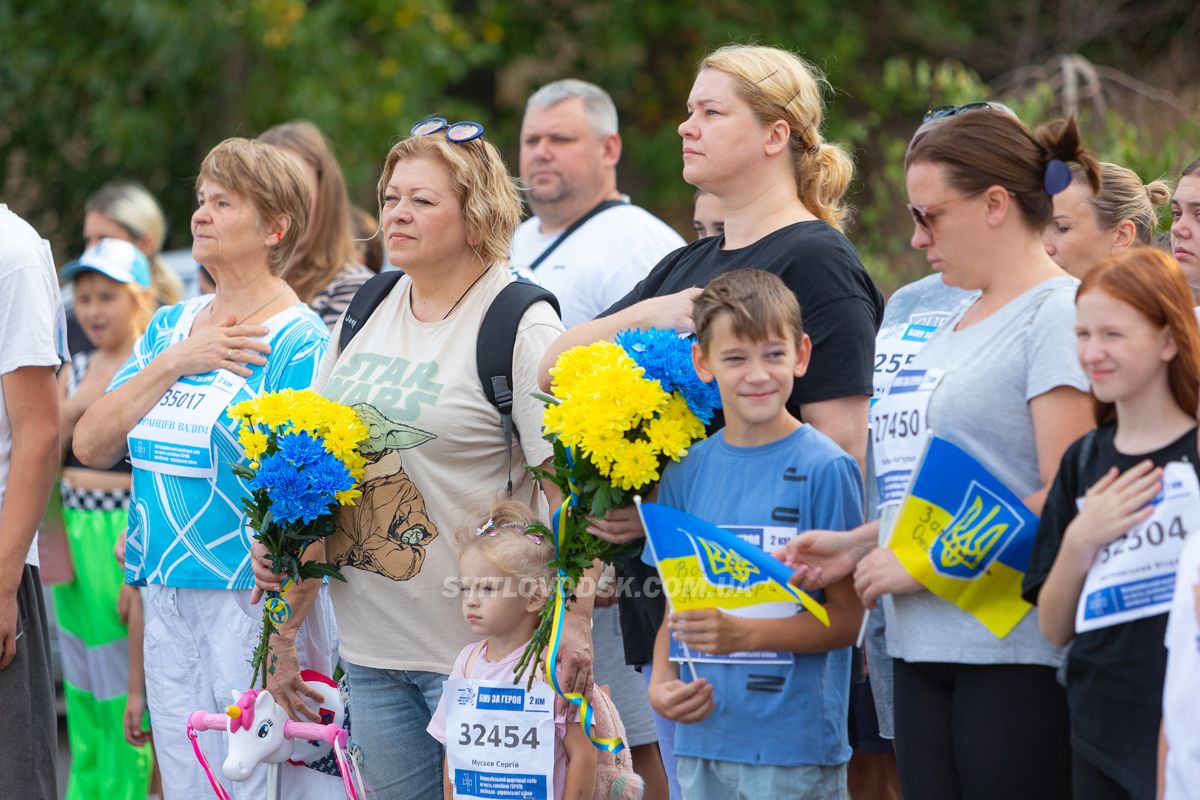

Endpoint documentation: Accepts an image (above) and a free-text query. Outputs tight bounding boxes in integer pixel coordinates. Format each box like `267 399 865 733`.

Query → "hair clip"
475 518 548 545
1044 159 1073 196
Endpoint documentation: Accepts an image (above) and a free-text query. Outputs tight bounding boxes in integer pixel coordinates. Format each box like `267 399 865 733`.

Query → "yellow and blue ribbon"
264 578 295 625
545 446 625 755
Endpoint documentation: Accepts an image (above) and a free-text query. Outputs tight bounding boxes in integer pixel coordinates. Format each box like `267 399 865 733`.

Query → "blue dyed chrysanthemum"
249 432 355 525
275 431 327 468
615 328 721 423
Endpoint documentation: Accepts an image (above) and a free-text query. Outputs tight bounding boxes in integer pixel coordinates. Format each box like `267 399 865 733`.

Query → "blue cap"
61 238 153 288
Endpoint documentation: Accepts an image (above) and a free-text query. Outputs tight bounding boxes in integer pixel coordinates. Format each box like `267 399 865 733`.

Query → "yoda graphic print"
328 403 438 581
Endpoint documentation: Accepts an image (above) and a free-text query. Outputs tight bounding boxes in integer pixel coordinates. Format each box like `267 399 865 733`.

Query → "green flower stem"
251 604 277 689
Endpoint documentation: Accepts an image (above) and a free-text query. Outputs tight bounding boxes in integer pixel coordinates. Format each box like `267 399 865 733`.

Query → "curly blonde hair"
454 499 555 588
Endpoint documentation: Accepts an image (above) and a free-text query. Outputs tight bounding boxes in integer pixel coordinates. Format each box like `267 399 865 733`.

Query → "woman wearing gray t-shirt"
785 111 1100 799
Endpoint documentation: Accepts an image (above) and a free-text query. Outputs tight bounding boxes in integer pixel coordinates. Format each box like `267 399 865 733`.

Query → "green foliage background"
3 0 1197 293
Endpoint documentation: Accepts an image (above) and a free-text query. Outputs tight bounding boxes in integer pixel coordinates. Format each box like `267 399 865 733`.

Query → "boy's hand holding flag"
637 499 830 626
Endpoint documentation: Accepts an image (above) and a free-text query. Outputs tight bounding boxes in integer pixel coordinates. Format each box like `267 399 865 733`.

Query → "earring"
276 231 283 241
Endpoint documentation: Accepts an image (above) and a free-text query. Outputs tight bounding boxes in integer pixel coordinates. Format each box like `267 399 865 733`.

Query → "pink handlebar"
284 720 348 748
188 711 229 732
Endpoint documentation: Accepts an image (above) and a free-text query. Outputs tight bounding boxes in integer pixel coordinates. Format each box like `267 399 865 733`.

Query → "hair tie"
808 143 820 156
1044 159 1073 196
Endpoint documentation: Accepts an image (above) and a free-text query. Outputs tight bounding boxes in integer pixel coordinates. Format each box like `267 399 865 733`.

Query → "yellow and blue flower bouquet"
227 388 369 688
517 328 720 687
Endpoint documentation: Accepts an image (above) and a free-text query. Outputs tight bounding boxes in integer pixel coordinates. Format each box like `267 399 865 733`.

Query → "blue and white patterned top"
111 296 328 589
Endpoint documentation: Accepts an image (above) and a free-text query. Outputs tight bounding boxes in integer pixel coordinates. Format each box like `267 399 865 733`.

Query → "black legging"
893 659 1071 800
1072 750 1137 800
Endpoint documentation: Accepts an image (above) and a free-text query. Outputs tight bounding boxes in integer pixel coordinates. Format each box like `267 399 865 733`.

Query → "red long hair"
1077 247 1200 427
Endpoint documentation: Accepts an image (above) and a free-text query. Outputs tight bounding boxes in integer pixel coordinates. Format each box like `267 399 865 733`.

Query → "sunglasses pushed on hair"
410 116 485 143
921 102 996 124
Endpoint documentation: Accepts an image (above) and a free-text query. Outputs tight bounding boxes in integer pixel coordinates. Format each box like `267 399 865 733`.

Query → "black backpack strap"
338 271 404 353
527 199 625 271
477 279 561 495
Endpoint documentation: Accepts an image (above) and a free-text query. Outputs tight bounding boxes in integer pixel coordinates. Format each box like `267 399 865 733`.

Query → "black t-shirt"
604 220 885 666
1023 424 1198 797
605 220 883 408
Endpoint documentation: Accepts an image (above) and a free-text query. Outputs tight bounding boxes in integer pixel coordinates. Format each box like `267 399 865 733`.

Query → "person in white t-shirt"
511 78 678 796
0 204 69 798
1164 502 1200 799
511 79 685 328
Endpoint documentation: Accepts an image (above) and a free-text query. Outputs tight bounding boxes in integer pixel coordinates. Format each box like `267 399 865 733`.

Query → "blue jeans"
343 661 448 799
642 662 682 800
677 757 847 800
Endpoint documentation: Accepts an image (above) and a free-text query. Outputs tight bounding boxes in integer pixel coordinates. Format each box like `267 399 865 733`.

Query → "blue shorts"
677 756 847 800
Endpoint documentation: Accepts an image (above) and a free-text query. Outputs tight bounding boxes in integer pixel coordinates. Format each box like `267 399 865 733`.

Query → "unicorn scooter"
187 670 366 800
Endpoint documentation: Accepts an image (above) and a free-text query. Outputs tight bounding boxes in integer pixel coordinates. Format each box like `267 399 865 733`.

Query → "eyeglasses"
907 195 973 233
410 116 485 143
922 102 995 124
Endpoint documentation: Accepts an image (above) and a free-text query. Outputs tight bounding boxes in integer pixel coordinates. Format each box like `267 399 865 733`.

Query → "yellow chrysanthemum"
251 391 294 429
238 429 270 461
227 398 258 423
345 453 368 482
661 394 707 439
608 438 661 491
645 416 692 460
579 426 626 469
335 487 363 506
551 341 643 400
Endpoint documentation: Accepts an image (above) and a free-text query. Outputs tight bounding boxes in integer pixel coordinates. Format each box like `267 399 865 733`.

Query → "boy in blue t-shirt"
646 268 864 799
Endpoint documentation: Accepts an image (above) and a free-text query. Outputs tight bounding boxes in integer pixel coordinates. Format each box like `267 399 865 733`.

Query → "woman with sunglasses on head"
74 139 341 800
787 109 1099 799
259 121 374 329
247 117 589 800
1023 247 1200 800
1043 161 1172 279
869 110 1101 799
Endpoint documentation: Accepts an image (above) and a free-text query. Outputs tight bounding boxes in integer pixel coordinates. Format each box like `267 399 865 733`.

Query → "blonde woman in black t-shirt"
535 44 884 798
1025 247 1200 800
539 43 882 527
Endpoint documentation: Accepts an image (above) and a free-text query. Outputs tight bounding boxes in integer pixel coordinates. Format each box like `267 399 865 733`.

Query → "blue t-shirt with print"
646 425 862 767
112 297 328 589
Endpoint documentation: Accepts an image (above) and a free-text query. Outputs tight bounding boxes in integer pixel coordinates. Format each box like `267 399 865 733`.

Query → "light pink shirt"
428 639 570 800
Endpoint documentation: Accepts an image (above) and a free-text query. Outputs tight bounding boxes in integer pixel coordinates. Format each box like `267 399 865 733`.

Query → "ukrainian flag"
639 502 829 626
889 436 1038 638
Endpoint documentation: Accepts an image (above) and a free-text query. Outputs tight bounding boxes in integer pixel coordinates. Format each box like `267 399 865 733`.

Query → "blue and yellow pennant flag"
890 436 1039 638
638 501 829 626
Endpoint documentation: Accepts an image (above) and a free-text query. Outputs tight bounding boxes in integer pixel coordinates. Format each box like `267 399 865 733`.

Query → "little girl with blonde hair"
427 499 643 800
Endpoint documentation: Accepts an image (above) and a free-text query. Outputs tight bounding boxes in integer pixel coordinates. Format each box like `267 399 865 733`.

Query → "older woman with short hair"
75 138 340 800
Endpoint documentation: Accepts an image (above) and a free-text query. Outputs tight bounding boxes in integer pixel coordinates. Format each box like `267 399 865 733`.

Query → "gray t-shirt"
867 274 976 515
882 275 1089 666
